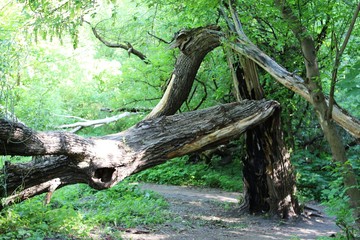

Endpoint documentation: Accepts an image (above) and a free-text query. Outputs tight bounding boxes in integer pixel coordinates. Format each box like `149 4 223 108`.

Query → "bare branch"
57 112 136 131
147 31 171 44
84 20 150 64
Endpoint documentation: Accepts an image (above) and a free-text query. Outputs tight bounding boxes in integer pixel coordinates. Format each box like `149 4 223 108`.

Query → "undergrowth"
130 156 243 192
0 181 169 239
292 148 360 239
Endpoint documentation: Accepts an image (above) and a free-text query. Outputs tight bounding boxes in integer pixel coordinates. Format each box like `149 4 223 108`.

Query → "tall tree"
273 0 360 224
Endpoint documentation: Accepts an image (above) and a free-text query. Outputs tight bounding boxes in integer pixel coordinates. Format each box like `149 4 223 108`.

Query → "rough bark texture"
224 5 299 217
244 108 298 217
228 39 360 140
145 25 221 119
0 100 278 208
228 51 298 217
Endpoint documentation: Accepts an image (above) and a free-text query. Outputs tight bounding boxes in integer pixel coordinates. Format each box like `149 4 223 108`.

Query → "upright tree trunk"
274 0 360 224
223 3 299 217
227 52 299 217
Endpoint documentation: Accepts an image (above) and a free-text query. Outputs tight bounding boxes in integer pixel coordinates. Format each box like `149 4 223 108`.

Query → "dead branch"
57 112 136 132
84 20 150 64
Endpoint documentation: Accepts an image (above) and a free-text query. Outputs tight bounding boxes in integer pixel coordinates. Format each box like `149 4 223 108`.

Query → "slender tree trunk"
274 0 360 224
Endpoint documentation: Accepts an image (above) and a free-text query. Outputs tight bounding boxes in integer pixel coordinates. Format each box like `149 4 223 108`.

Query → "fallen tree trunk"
0 99 277 208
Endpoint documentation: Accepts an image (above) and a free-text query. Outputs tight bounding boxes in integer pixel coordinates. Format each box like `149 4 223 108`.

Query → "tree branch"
57 112 136 132
227 36 360 139
328 2 360 119
1 100 278 207
145 25 222 119
147 31 171 44
84 20 150 64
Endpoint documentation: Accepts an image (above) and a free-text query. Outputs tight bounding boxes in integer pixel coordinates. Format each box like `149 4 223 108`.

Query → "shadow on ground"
119 183 339 240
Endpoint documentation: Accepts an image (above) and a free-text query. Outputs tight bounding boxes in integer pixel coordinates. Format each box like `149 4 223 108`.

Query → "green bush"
0 181 169 239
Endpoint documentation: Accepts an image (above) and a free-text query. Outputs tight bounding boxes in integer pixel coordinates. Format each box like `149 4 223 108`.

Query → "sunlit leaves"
0 182 169 239
0 3 30 117
20 0 98 46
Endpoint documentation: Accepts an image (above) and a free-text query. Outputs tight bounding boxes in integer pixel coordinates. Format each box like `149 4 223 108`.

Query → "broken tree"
222 3 299 217
1 100 277 207
1 12 360 220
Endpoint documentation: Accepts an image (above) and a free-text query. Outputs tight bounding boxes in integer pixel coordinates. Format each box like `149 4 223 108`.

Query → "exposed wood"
145 25 222 119
115 21 360 138
219 7 360 139
228 38 360 139
57 112 136 132
224 3 299 217
0 100 279 208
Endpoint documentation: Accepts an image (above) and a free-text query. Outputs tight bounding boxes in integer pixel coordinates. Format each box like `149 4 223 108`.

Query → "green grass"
0 181 169 239
130 156 244 192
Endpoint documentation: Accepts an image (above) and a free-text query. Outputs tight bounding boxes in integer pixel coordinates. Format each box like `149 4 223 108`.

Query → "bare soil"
120 183 339 240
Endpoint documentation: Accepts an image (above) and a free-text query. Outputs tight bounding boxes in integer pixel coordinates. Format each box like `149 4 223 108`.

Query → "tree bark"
244 107 298 217
224 6 298 217
228 38 360 140
145 25 221 119
222 3 299 217
0 100 278 208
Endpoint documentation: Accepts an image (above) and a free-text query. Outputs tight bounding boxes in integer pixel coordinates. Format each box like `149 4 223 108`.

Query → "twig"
83 20 150 64
53 114 88 121
57 112 136 130
147 31 171 44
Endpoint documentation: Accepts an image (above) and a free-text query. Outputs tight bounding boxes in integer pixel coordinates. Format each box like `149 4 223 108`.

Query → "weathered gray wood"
228 39 360 139
146 25 221 119
0 99 278 207
57 112 135 132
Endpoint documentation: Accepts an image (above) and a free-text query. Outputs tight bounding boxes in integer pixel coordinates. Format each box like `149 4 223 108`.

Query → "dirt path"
120 183 339 240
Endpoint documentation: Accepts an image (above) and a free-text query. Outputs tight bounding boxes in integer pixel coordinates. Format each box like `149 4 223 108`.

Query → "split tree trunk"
224 12 298 217
0 100 278 208
1 21 359 221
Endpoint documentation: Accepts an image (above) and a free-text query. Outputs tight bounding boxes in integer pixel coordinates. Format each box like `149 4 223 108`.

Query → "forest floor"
119 183 339 240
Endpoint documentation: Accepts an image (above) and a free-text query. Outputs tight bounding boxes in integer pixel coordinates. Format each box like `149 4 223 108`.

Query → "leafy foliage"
292 151 334 201
0 181 168 239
